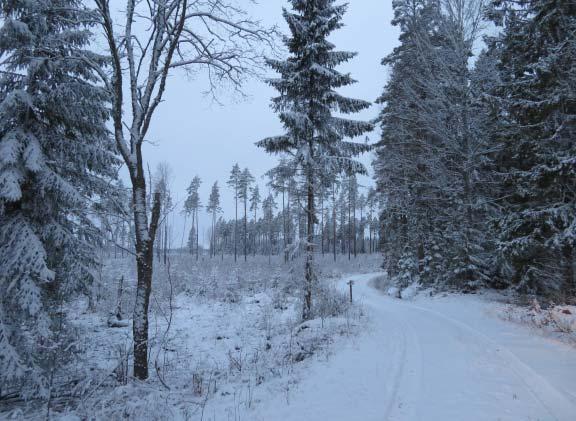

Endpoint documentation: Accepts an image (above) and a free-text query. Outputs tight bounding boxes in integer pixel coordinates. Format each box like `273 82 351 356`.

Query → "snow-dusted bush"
313 282 351 320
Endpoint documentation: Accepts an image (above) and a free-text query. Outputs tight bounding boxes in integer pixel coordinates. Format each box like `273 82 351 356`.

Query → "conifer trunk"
333 186 337 262
234 194 238 262
282 189 288 263
196 209 199 261
303 168 315 320
244 197 248 261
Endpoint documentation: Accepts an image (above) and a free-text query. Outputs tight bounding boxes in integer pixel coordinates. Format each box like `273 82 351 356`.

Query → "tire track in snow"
380 316 408 420
380 315 422 421
352 273 422 421
389 299 576 421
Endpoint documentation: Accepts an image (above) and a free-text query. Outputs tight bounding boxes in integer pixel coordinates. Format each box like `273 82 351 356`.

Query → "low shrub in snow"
498 299 576 346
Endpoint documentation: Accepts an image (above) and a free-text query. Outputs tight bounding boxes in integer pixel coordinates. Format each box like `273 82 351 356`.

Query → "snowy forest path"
250 272 576 421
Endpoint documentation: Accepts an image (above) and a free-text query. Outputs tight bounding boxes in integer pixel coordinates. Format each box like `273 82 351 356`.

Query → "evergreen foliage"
0 0 117 395
258 0 373 319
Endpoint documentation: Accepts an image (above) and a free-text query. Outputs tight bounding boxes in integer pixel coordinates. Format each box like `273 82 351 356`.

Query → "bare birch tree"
91 0 274 380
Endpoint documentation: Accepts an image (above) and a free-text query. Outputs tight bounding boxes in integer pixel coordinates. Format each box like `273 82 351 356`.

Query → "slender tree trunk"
369 218 373 254
234 195 238 262
321 194 325 256
196 209 199 261
563 246 575 302
282 189 287 263
333 187 337 262
253 207 257 257
156 225 162 262
353 202 357 258
132 172 161 380
360 207 364 254
244 198 248 262
348 197 351 261
181 215 187 252
163 219 168 264
211 213 216 258
287 190 292 260
268 231 271 264
303 169 316 321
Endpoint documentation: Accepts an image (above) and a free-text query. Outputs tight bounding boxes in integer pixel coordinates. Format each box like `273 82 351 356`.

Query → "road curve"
251 272 576 421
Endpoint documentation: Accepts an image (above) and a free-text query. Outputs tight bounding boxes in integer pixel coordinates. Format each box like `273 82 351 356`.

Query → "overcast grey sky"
132 1 400 247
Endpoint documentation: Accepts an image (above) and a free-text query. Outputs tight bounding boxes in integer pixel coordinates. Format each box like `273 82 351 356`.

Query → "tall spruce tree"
374 0 445 285
257 0 372 320
374 0 491 288
0 0 117 396
489 0 576 300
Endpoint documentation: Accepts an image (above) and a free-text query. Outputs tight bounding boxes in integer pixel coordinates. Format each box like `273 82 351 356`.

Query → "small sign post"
347 280 354 303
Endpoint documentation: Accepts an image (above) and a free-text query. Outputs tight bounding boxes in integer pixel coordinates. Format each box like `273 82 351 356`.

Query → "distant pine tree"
207 182 222 258
0 0 117 396
239 168 254 261
227 164 241 262
184 176 202 260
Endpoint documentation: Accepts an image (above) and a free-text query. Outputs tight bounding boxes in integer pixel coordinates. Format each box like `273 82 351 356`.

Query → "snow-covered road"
251 272 576 421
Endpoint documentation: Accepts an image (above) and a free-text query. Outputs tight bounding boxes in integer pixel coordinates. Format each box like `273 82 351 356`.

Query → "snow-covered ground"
245 273 576 421
4 263 575 420
0 255 375 420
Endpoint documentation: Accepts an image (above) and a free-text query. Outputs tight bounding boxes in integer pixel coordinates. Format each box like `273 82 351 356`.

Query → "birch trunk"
131 176 161 380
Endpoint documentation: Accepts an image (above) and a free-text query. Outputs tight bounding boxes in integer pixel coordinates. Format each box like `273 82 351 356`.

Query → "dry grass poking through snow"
1 254 380 420
497 299 576 346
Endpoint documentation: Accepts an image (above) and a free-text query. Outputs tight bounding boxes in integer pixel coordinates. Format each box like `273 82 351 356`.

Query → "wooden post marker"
347 280 354 303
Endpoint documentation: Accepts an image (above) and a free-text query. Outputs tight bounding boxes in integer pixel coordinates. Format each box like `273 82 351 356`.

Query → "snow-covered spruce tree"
431 0 492 288
258 0 372 320
0 0 117 396
374 0 445 286
489 0 576 300
331 177 341 260
345 175 358 260
375 0 493 289
468 49 506 287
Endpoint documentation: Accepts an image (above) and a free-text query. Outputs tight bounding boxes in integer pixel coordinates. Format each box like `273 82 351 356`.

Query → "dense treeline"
373 0 575 302
98 164 381 264
186 170 381 261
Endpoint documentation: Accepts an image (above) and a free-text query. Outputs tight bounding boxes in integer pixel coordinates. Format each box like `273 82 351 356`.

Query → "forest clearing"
0 0 574 419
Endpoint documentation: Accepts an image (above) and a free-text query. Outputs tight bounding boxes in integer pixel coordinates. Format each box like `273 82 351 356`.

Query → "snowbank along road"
252 273 576 421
